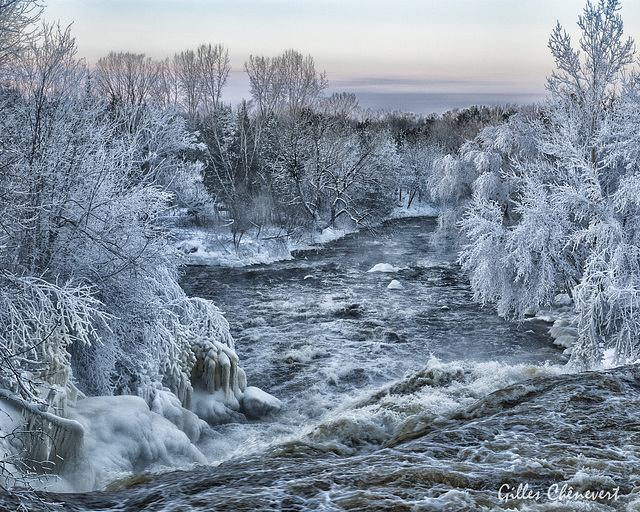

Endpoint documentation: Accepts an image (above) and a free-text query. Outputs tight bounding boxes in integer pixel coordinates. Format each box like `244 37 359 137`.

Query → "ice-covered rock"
241 386 283 420
549 316 579 350
191 387 243 424
387 279 404 290
367 263 401 273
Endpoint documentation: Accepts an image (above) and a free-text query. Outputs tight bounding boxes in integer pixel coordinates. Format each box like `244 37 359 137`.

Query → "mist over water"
22 217 640 511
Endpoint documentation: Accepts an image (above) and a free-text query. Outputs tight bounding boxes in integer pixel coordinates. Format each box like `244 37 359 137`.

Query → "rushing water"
10 217 640 511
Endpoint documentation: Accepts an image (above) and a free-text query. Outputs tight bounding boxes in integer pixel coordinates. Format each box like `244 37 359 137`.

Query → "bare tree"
173 48 200 122
197 43 230 114
324 92 359 123
278 49 327 116
245 49 327 117
244 54 283 118
94 51 160 105
154 57 180 109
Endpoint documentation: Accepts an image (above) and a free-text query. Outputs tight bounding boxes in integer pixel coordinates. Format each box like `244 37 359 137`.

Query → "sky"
43 0 640 115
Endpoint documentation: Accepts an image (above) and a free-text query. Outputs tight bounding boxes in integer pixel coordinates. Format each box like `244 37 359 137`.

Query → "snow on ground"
388 201 438 219
175 201 437 268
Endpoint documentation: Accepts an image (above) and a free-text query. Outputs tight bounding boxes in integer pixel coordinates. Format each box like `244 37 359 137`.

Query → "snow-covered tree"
0 0 40 65
0 22 240 486
398 139 441 208
459 0 639 367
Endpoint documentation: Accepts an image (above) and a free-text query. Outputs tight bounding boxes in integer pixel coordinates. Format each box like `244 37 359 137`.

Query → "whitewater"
7 216 640 511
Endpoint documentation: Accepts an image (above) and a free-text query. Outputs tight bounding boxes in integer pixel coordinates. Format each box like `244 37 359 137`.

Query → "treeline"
88 48 517 242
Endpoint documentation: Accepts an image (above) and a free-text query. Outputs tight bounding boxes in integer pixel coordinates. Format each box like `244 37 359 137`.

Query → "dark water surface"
11 217 640 511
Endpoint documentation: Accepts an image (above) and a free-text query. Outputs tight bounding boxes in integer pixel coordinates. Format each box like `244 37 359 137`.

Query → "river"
11 217 640 511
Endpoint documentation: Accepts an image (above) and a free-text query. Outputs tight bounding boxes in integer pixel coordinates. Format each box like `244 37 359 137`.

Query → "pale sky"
43 0 640 114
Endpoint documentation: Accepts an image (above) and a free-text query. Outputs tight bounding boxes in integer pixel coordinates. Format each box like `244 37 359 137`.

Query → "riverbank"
175 201 438 267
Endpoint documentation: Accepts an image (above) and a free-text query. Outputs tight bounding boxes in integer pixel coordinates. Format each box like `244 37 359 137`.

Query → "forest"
2 0 640 500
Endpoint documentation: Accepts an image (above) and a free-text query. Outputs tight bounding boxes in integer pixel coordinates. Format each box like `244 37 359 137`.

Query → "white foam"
302 357 568 454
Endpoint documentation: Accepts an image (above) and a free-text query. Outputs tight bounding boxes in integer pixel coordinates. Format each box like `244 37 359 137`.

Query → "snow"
150 388 207 443
33 380 284 492
601 348 617 369
175 234 294 267
190 387 243 425
388 201 438 219
387 279 404 290
175 200 437 268
316 225 355 245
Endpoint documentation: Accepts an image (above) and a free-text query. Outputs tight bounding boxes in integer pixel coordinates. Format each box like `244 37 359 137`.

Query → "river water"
14 217 640 511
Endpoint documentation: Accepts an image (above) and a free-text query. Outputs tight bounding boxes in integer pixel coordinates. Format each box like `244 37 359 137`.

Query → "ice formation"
242 386 283 420
0 295 281 491
65 395 207 491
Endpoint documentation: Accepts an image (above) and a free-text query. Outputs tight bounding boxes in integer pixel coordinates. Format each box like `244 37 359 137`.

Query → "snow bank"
388 200 438 219
175 233 294 267
175 225 358 268
531 294 579 359
315 225 356 245
175 201 437 268
549 316 579 351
